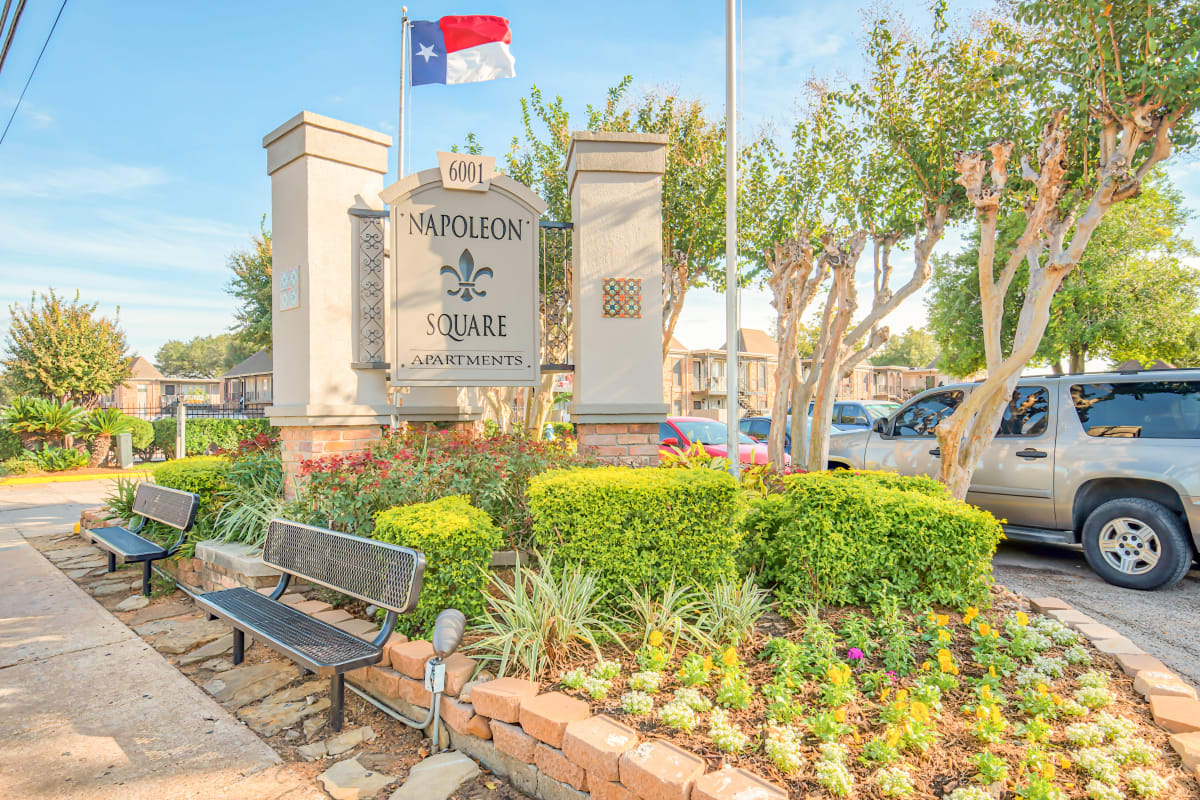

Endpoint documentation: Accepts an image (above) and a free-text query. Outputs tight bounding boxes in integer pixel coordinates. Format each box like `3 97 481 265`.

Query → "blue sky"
1 0 1198 361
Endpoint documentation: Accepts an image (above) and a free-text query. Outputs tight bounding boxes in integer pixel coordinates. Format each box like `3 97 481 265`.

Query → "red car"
659 417 782 465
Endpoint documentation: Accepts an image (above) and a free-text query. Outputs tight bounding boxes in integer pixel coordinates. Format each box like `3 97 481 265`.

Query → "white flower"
815 759 854 797
621 690 653 716
945 786 993 800
764 725 804 775
877 766 915 798
1126 767 1168 799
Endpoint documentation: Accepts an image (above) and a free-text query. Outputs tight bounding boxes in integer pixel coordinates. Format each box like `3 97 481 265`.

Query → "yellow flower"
721 647 738 667
921 661 931 672
990 706 1004 724
963 607 979 625
937 629 952 643
1059 756 1072 770
879 687 892 702
936 614 950 627
886 727 901 748
1037 683 1048 697
981 686 993 702
1016 612 1029 627
911 700 930 723
702 656 713 672
648 630 664 647
834 707 847 723
852 730 861 744
977 623 992 637
988 666 997 678
896 689 909 705
1042 764 1055 780
1051 693 1064 706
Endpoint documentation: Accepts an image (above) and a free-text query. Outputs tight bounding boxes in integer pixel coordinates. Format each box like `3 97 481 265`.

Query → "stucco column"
566 132 669 465
263 111 395 491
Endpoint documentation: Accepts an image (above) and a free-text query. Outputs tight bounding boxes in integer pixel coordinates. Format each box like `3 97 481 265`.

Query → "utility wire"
0 0 27 78
0 0 66 147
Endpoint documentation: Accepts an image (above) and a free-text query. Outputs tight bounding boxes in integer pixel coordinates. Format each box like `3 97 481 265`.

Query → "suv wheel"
1081 498 1193 590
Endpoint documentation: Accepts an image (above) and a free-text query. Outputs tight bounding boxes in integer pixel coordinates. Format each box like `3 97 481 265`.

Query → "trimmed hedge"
152 455 231 535
0 427 21 461
152 417 276 457
373 496 502 636
527 466 743 608
740 471 1004 611
819 468 949 498
128 417 154 454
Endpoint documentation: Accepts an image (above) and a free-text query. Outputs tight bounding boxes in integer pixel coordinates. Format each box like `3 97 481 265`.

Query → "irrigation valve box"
425 661 446 694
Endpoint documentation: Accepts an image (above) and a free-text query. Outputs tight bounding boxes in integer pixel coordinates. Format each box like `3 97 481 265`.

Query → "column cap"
566 131 668 194
264 111 392 176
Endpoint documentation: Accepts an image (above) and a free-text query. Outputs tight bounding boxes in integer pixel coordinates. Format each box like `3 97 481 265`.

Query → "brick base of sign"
575 423 659 467
279 425 383 498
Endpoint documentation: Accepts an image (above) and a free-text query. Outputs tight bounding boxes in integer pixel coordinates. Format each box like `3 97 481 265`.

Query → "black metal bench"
196 518 425 732
87 483 200 596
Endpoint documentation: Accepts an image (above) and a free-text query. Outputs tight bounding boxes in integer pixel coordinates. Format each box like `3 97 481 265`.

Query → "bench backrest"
134 484 200 531
262 519 424 615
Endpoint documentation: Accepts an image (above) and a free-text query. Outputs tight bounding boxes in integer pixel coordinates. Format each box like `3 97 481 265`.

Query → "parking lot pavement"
993 540 1200 686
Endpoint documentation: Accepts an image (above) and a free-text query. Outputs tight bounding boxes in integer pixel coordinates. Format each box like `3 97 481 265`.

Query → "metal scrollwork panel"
357 216 386 363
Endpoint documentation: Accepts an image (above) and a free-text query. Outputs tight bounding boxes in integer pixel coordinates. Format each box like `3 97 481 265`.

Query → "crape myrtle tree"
2 290 132 407
759 5 1010 471
928 170 1200 374
928 0 1200 499
225 219 273 359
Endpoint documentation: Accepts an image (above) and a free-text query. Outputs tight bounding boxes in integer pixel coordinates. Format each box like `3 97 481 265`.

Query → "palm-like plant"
84 408 133 467
21 399 87 448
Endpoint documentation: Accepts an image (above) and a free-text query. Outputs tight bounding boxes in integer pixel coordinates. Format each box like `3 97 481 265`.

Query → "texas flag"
410 15 515 86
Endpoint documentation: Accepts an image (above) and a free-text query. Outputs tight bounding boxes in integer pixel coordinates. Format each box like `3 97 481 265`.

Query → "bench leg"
330 674 344 733
142 561 152 597
107 553 116 573
232 629 244 665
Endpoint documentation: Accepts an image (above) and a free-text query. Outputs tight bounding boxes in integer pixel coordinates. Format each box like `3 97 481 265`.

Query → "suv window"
1071 380 1200 438
658 422 679 443
893 391 964 436
749 419 770 440
998 387 1049 437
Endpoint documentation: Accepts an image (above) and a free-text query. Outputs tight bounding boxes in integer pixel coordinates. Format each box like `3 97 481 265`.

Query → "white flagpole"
724 0 740 476
398 7 409 178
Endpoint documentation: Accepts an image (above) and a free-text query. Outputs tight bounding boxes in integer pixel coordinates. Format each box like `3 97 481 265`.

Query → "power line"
0 0 28 78
0 0 67 147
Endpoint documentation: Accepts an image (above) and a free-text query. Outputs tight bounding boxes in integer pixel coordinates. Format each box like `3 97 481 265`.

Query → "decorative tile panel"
602 277 641 319
278 268 300 311
357 216 386 362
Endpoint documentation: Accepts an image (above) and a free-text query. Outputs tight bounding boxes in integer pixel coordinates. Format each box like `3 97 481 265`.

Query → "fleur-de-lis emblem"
440 248 493 301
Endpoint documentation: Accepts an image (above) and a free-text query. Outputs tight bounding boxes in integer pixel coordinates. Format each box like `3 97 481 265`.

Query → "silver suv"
827 370 1200 590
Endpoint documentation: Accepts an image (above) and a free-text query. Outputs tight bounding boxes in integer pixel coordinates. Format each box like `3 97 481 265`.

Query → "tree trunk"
88 434 111 468
1069 348 1085 373
807 260 856 473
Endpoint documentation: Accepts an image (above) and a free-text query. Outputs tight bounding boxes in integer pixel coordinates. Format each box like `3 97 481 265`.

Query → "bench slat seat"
88 526 168 562
197 587 380 674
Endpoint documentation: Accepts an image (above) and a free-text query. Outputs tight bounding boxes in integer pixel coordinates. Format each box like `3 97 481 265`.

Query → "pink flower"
847 647 865 660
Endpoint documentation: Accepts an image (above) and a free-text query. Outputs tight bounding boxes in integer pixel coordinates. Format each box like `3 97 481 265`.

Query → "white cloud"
0 162 166 199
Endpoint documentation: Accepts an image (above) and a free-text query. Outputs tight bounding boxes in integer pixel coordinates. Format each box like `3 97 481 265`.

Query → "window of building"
693 400 702 410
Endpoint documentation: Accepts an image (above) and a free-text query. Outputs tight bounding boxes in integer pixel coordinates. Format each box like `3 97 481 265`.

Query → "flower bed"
532 594 1198 799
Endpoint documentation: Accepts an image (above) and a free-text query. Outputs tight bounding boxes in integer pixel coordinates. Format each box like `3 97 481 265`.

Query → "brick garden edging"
1028 596 1200 782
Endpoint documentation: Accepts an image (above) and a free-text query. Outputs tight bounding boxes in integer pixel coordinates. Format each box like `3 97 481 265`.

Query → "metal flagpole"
398 6 409 177
724 0 740 477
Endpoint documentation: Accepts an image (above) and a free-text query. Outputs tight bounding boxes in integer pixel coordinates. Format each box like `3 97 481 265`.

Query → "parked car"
827 370 1200 590
741 402 900 453
659 417 779 465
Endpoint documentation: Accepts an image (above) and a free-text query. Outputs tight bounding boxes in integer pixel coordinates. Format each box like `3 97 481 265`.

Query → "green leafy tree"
857 0 1200 499
929 172 1200 374
3 291 132 407
870 327 940 368
226 220 272 356
155 333 244 377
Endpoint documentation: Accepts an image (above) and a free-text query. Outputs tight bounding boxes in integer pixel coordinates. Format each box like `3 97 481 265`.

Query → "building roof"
222 349 273 378
129 355 164 381
667 335 688 353
720 328 776 356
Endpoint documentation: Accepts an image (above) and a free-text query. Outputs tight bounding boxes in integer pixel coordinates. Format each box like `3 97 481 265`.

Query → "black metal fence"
103 403 266 421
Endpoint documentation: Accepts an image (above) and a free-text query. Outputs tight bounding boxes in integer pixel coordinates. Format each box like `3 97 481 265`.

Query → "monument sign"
381 153 545 387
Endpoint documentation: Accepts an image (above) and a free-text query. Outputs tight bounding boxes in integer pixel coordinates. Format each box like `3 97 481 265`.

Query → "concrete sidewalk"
0 483 323 799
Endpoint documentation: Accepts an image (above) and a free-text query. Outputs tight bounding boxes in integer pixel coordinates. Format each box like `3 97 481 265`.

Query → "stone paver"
618 739 704 800
520 691 590 748
237 679 330 736
202 661 302 708
1093 636 1143 656
177 633 235 665
1075 622 1122 641
492 719 538 762
122 600 195 626
114 595 149 612
325 726 377 756
293 599 333 615
1029 596 1072 613
471 677 540 723
150 618 230 654
1113 651 1170 678
442 652 478 696
390 639 435 679
318 756 395 800
1045 609 1097 628
693 768 787 800
389 750 480 800
562 715 639 783
1149 695 1200 733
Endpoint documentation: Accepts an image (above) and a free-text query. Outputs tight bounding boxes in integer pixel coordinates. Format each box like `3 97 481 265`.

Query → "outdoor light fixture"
431 608 466 658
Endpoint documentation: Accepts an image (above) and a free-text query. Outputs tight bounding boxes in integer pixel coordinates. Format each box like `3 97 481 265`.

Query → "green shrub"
151 417 276 458
34 446 88 471
740 471 1004 611
818 469 948 498
527 466 743 610
0 427 21 461
373 496 503 636
127 417 154 454
152 455 230 535
2 453 39 475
